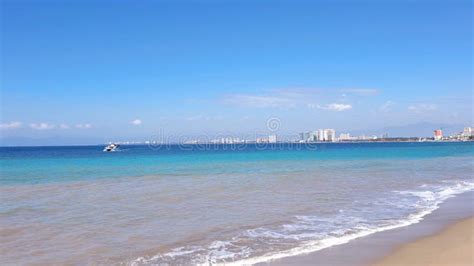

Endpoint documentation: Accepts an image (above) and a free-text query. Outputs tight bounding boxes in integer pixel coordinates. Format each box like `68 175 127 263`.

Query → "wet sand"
374 217 473 266
261 191 474 266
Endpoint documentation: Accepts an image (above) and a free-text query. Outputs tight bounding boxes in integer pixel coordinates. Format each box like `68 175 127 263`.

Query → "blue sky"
1 0 472 144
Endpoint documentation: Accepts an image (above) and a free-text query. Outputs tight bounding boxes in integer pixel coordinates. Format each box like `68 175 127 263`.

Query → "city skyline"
22 125 471 146
1 1 473 146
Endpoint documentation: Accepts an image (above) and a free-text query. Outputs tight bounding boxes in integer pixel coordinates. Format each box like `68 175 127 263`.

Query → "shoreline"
373 217 473 266
258 191 474 266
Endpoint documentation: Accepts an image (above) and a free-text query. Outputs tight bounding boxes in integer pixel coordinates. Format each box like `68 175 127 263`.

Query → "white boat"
103 143 119 152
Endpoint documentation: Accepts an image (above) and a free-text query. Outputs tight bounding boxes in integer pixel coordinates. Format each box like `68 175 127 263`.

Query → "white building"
339 133 352 141
326 129 336 142
268 135 277 143
317 129 325 141
313 129 336 142
463 127 473 137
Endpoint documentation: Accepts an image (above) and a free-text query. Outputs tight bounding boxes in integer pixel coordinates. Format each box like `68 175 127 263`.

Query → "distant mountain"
354 122 466 138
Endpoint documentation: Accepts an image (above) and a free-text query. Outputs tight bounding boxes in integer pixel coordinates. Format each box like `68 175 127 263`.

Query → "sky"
1 0 472 145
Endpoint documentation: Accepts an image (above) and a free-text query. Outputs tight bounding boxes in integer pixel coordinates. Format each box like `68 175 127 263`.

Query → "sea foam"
131 180 474 266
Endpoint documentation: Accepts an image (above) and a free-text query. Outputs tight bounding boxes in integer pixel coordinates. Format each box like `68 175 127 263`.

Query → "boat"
103 143 119 152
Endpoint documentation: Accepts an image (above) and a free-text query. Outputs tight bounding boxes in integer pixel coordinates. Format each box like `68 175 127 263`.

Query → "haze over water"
1 142 473 265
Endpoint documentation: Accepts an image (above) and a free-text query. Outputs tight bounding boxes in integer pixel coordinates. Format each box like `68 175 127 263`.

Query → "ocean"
1 142 473 265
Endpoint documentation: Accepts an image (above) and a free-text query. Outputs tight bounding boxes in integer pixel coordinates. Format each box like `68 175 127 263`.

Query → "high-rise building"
300 131 322 142
433 129 443 140
301 129 338 142
309 131 318 141
317 129 327 141
313 129 336 142
463 127 473 137
299 132 311 142
326 129 336 142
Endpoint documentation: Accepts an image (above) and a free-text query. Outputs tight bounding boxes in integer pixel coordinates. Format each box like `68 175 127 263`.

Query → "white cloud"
380 101 395 112
408 104 437 113
315 103 352 112
0 121 22 129
59 124 70 129
130 119 142 126
30 123 55 130
222 87 379 109
75 123 92 129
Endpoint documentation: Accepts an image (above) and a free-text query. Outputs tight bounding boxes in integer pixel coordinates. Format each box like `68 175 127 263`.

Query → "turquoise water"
1 142 472 184
1 142 473 265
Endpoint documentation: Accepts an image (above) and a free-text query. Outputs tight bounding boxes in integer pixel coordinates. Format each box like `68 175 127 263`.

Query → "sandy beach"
374 217 473 266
